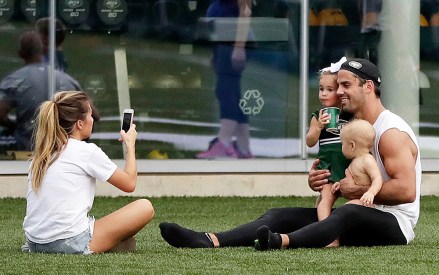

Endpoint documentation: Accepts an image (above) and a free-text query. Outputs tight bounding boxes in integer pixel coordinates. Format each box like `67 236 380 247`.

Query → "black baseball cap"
340 58 381 86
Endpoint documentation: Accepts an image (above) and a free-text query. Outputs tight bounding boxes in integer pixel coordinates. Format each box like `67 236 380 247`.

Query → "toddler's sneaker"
196 140 238 159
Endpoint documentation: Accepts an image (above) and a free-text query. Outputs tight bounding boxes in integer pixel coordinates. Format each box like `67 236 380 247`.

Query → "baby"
333 119 383 207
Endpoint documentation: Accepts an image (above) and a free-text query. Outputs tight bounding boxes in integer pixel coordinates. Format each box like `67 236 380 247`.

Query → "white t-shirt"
23 139 117 243
373 110 422 244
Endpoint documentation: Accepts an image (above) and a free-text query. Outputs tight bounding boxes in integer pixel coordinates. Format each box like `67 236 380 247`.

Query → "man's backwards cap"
340 58 381 86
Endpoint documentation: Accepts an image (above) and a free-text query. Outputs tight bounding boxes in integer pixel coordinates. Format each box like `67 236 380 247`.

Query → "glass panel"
307 0 439 159
1 0 437 166
420 0 439 157
0 0 301 160
0 0 38 158
307 0 368 158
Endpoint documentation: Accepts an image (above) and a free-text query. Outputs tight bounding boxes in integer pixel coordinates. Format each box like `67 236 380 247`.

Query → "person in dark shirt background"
0 31 98 151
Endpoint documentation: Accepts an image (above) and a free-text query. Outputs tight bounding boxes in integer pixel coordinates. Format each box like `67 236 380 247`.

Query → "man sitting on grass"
159 58 421 249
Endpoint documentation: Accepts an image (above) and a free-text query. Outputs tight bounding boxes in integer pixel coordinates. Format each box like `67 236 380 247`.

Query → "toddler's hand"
318 109 330 129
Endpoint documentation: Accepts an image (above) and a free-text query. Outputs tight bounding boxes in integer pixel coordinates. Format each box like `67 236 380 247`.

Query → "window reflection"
0 0 438 161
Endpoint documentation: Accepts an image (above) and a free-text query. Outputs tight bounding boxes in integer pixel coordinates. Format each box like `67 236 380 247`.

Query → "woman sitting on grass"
22 91 154 254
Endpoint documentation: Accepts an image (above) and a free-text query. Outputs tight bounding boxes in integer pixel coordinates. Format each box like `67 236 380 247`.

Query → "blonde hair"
30 91 90 191
340 119 375 150
318 70 338 90
319 70 337 79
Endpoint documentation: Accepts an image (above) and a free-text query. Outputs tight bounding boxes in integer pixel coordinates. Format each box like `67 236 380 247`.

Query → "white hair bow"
320 56 347 73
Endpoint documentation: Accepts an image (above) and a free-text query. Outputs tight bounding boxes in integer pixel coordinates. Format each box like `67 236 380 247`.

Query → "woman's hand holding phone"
119 109 137 149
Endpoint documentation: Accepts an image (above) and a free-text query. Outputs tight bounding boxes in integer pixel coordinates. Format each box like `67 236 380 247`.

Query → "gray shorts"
22 218 95 254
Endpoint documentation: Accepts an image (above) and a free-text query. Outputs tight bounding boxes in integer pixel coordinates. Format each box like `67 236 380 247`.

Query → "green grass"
1 196 438 274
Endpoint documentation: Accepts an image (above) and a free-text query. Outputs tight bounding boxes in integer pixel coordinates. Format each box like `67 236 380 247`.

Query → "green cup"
323 107 340 133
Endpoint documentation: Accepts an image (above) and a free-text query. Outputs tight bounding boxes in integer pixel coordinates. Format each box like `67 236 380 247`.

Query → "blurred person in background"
35 17 69 72
0 31 98 151
196 0 254 159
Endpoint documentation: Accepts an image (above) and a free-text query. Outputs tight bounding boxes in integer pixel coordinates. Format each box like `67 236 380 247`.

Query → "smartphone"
121 109 134 132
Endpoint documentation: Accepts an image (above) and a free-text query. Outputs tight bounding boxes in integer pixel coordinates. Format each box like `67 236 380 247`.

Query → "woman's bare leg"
109 237 137 252
89 199 154 253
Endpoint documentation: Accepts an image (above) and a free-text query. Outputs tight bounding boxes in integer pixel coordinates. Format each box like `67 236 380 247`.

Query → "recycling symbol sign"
239 90 264 115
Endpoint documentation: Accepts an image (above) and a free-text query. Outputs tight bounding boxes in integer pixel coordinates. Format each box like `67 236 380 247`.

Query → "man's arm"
373 129 417 204
0 100 14 129
0 77 18 130
340 129 417 205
